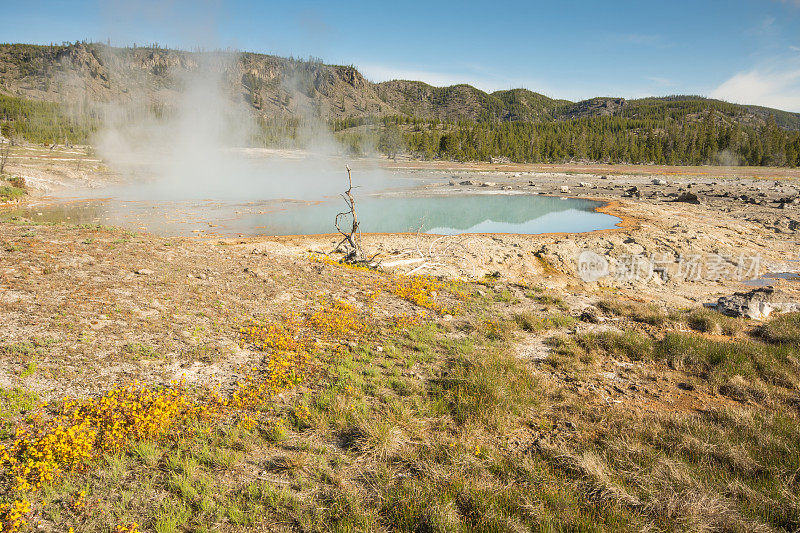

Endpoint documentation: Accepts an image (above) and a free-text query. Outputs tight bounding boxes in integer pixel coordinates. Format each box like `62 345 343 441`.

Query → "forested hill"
1 42 799 166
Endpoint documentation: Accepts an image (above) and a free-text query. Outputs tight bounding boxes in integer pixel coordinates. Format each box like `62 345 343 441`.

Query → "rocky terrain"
266 161 800 305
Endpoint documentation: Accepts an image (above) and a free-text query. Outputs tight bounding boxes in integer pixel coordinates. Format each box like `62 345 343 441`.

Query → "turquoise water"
1 191 620 236
230 194 620 235
3 193 620 236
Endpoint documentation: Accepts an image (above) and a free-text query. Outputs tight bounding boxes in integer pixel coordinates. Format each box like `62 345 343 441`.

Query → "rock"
135 268 154 275
448 180 455 186
623 186 640 198
673 192 700 204
652 178 668 185
716 287 799 320
560 185 570 193
579 181 593 188
459 180 474 186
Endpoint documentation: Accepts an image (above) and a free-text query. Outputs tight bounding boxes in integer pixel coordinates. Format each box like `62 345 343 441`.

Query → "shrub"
687 308 744 336
761 312 800 347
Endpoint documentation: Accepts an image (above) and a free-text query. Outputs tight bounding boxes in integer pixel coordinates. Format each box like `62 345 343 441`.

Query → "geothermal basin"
3 163 621 237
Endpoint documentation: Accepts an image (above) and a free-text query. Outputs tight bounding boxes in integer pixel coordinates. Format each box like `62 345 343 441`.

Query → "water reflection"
3 193 620 237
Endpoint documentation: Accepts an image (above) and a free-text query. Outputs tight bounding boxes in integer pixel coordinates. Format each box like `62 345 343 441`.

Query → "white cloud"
711 63 800 112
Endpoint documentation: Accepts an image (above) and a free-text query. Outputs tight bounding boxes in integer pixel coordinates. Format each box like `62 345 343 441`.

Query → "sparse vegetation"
538 319 800 531
597 298 670 325
0 185 25 202
514 312 577 332
760 312 800 346
2 244 798 532
686 307 745 336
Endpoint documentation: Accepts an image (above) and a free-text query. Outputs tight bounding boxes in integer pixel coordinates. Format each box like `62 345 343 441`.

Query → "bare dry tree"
334 165 364 262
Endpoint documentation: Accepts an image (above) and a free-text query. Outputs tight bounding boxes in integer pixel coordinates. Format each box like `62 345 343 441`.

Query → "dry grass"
2 220 799 531
760 312 800 346
686 307 746 336
597 299 670 326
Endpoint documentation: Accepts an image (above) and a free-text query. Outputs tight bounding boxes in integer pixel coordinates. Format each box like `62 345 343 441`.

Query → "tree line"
386 111 800 167
0 94 99 144
2 89 799 166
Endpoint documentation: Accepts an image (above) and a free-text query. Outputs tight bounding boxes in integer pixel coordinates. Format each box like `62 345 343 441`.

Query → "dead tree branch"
334 165 364 262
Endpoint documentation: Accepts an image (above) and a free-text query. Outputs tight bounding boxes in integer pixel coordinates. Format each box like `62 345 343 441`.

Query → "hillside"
2 42 800 130
0 43 399 120
373 81 570 122
1 42 800 166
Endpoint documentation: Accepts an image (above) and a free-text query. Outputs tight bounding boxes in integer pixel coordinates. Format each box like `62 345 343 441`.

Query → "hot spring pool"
3 193 620 236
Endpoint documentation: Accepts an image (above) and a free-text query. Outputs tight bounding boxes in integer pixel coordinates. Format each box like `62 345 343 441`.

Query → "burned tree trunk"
334 166 363 262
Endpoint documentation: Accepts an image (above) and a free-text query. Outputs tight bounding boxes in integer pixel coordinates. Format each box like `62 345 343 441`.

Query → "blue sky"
3 0 800 111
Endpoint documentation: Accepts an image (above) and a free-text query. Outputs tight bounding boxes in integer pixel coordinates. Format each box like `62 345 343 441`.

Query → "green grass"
761 312 800 346
0 387 38 417
11 283 800 532
19 361 36 378
597 299 669 325
537 311 800 531
514 312 577 332
122 342 159 359
0 185 25 201
430 344 540 429
525 292 569 310
0 387 39 437
573 326 798 389
686 307 745 336
576 330 655 361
